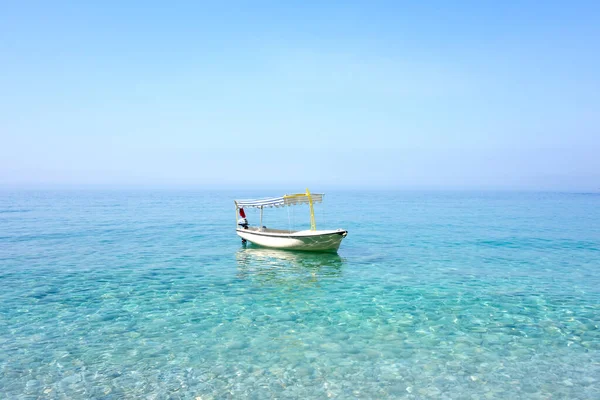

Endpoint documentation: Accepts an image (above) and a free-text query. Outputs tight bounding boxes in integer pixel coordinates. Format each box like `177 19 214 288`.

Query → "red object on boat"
239 208 246 218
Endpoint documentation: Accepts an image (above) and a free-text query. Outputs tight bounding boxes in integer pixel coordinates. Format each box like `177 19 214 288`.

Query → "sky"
1 1 599 190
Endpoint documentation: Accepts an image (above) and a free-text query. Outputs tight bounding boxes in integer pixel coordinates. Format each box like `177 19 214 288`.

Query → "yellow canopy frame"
283 188 317 231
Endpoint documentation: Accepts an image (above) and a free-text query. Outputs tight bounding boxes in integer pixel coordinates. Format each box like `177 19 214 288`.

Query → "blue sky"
1 1 599 189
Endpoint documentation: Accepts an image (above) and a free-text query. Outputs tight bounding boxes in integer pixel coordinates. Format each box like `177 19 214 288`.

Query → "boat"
234 189 348 252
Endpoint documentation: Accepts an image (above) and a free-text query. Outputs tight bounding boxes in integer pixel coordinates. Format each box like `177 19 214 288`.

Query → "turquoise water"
1 190 599 399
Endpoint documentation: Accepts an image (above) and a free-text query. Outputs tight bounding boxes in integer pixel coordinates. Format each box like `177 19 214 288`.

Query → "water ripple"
1 190 599 399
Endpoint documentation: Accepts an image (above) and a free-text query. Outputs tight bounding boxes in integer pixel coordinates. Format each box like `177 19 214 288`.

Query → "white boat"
234 189 348 252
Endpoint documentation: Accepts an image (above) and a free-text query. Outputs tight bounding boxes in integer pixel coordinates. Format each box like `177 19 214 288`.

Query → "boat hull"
236 228 347 252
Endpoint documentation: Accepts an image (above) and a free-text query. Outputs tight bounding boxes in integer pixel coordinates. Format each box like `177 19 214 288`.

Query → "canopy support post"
260 206 264 230
234 202 239 226
306 188 316 231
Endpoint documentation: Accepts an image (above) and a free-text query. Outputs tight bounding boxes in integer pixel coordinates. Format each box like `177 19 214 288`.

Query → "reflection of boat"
235 248 344 284
234 189 348 252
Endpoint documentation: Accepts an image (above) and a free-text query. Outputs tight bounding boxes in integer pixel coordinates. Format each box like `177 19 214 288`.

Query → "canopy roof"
235 193 324 209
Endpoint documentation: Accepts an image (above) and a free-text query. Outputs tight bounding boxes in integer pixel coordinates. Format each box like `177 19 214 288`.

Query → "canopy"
235 193 324 209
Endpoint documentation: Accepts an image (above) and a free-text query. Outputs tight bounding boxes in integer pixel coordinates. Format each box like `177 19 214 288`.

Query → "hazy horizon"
2 2 599 191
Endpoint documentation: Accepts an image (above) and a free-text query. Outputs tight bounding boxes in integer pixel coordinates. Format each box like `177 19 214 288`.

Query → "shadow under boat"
235 247 345 285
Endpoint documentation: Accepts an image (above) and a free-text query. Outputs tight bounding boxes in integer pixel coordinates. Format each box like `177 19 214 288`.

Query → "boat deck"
243 226 297 234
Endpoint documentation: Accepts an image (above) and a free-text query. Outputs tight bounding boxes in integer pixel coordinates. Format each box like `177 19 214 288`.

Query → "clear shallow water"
1 190 599 399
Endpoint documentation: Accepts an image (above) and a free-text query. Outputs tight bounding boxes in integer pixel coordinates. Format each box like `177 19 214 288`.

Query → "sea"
1 190 599 399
